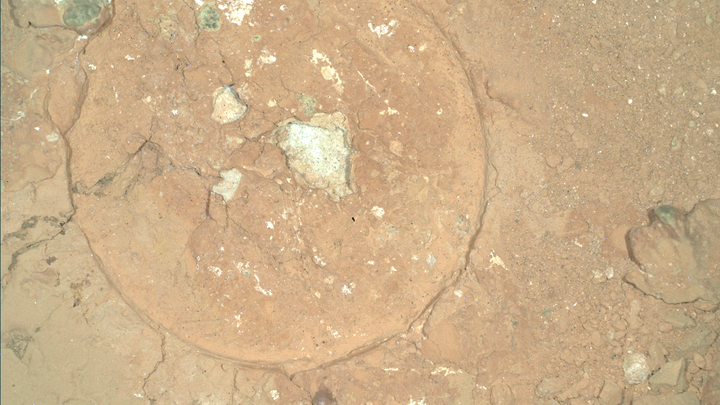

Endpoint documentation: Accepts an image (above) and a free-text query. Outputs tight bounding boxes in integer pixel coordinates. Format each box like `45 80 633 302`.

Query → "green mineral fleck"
296 93 318 117
670 136 680 151
198 3 221 32
252 34 262 42
655 205 678 227
63 0 103 29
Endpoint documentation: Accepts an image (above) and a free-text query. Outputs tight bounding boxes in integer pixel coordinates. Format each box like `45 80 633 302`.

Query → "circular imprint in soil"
69 0 486 370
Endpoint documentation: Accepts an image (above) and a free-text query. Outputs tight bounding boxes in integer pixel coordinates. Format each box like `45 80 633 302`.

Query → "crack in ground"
141 333 167 403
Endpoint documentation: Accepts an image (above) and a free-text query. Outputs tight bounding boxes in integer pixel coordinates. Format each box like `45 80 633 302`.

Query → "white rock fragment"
426 252 437 267
310 49 344 94
221 0 254 26
623 353 651 384
274 112 354 201
371 206 385 218
211 86 248 124
368 20 397 37
212 169 243 202
258 49 276 65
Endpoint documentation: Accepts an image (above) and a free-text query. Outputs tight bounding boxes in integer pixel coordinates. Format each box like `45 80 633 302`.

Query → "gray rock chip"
662 312 696 330
312 384 337 405
625 201 720 304
671 323 718 358
648 359 687 392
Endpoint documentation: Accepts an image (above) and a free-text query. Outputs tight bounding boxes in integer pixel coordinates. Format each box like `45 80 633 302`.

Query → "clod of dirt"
625 200 720 304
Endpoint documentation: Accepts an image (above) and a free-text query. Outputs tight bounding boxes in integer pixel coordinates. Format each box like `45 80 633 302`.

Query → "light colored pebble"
648 185 664 202
623 353 651 384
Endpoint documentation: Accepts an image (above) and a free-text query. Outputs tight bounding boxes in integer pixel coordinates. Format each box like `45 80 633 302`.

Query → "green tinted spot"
296 93 317 117
63 0 103 29
670 136 680 151
198 3 221 32
654 205 678 227
252 35 262 42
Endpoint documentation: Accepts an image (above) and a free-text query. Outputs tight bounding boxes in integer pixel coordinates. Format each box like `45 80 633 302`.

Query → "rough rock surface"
626 201 720 304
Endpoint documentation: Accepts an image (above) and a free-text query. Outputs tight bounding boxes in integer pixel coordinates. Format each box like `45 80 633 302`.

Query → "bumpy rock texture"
9 0 112 35
626 200 720 304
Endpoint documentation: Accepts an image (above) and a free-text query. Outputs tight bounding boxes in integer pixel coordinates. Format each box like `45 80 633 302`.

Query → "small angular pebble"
648 341 667 371
627 315 644 330
211 86 248 124
598 380 623 405
662 312 696 329
312 384 338 405
693 353 706 369
649 359 687 392
611 318 627 331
